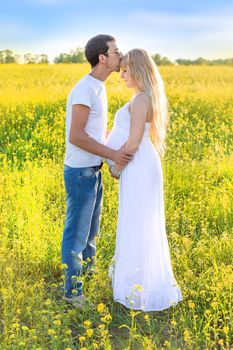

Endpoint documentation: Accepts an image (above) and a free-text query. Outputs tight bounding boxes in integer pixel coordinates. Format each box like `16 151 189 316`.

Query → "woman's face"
120 65 136 88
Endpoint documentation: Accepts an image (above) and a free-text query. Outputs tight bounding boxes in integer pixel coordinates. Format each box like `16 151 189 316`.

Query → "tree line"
1 49 233 66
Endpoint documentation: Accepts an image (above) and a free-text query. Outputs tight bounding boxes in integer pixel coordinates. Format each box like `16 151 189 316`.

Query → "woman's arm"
114 94 150 173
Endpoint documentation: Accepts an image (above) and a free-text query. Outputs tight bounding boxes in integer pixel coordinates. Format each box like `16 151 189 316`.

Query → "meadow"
0 64 232 350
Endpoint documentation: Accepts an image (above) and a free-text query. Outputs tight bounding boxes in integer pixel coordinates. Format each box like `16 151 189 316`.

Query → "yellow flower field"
0 64 232 349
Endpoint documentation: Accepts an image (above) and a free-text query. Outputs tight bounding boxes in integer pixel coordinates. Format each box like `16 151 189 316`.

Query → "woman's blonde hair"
122 49 168 155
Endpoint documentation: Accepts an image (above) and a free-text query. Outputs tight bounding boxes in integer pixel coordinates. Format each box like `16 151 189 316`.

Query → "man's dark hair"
85 34 115 68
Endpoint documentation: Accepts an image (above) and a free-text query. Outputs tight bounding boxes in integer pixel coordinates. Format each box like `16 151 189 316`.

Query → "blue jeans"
62 164 103 297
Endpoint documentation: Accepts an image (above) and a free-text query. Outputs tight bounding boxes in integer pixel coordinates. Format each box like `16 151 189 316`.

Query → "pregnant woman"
105 49 182 311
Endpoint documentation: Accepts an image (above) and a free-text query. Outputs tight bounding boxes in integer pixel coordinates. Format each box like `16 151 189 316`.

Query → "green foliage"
0 50 19 64
176 57 233 66
24 53 49 64
54 47 86 64
152 53 173 65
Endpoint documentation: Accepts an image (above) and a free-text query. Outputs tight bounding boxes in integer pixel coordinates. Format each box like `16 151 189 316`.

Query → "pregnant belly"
105 128 128 166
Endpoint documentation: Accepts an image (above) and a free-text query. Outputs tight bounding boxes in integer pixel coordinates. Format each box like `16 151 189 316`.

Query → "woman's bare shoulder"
131 93 151 109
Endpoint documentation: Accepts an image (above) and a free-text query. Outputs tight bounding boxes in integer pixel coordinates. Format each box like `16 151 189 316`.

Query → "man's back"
64 74 107 168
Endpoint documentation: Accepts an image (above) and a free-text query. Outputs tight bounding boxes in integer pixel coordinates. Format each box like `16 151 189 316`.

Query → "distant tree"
38 54 49 64
54 47 86 63
152 53 173 66
24 53 39 64
193 57 208 65
0 49 19 63
175 57 233 66
54 53 71 63
152 54 162 65
225 58 233 66
1 47 232 66
0 51 4 63
212 58 233 66
175 58 193 65
70 47 86 63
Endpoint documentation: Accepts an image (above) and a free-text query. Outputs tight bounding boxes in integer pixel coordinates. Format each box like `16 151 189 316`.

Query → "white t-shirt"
64 74 107 168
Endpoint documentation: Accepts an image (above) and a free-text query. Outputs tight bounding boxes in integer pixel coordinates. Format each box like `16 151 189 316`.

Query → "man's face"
104 41 123 72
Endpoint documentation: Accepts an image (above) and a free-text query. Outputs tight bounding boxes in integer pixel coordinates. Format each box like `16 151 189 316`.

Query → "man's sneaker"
63 294 88 309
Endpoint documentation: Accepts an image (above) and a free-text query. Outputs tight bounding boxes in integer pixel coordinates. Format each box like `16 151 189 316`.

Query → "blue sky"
1 0 233 62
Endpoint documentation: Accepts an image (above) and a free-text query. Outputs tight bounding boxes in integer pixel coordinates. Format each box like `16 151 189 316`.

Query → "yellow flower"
144 314 149 321
106 314 112 321
218 339 224 346
86 328 94 337
53 319 61 326
171 320 177 327
97 303 105 313
188 301 195 309
98 324 105 330
101 314 112 323
79 336 86 342
65 329 72 335
5 267 13 275
134 284 143 291
164 340 170 347
183 329 191 342
65 348 73 350
45 299 51 306
83 320 91 328
80 348 88 350
223 326 229 334
21 325 29 331
48 329 56 335
12 323 20 328
101 330 109 337
211 301 218 309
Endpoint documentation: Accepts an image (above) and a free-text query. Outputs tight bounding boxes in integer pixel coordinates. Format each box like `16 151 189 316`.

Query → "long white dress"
105 101 182 311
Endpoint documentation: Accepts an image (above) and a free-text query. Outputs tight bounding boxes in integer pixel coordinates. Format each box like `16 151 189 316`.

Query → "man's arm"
69 104 134 165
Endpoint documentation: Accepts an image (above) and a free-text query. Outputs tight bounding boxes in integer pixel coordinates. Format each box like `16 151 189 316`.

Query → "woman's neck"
133 87 144 96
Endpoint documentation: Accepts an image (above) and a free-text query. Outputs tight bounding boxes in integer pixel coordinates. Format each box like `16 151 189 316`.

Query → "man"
62 34 134 307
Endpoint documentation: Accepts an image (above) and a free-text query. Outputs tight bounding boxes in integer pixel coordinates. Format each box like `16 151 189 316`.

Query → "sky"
1 0 233 62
